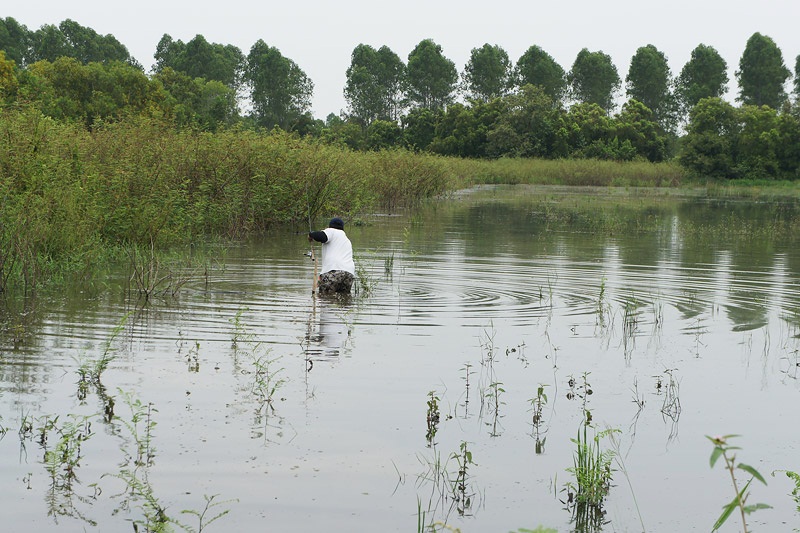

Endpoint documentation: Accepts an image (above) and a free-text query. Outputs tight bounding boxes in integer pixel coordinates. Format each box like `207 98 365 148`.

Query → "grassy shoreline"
2 108 799 292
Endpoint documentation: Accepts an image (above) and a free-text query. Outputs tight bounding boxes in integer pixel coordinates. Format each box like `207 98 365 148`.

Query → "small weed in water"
483 381 505 437
39 414 96 525
74 313 130 400
229 307 252 349
180 493 238 533
706 434 770 533
458 363 474 418
771 469 800 513
450 441 477 516
566 372 594 425
425 391 441 446
529 384 549 454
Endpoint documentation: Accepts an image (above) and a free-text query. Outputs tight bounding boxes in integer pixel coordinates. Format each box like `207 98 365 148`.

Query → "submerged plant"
707 434 770 533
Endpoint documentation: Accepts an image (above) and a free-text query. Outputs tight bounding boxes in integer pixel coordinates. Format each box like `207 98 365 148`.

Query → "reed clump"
0 109 450 292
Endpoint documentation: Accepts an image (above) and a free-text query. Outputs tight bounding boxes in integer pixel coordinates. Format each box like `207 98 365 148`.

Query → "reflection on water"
2 186 800 532
303 295 353 363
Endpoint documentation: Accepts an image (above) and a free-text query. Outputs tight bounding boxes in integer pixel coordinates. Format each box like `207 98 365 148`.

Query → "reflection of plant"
659 368 681 421
707 434 770 533
125 240 195 300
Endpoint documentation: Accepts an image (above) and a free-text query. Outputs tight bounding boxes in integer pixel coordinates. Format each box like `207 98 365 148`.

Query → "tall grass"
0 109 450 291
442 157 686 187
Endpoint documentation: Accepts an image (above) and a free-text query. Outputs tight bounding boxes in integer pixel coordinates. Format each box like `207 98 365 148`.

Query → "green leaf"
742 503 772 514
709 446 723 468
712 499 738 531
738 463 768 485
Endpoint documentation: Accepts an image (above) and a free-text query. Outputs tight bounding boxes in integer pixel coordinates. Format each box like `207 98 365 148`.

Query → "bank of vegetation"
1 17 800 292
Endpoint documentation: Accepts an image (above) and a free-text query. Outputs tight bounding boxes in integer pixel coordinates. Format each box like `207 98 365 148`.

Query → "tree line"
2 16 800 179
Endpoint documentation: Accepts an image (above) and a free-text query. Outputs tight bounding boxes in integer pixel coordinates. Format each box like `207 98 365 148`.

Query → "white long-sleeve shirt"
319 228 355 275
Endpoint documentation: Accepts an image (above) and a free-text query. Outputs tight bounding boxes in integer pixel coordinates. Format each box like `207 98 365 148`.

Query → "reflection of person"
318 303 349 357
304 298 351 362
308 217 355 294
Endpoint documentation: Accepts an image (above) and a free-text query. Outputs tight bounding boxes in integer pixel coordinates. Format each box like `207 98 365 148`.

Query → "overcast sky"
8 0 800 119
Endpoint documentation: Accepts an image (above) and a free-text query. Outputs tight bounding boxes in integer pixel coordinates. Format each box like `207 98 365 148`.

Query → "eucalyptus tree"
625 44 674 130
245 40 313 131
27 19 135 66
675 44 728 115
58 19 132 65
405 38 458 111
461 43 514 102
344 43 405 126
515 45 566 104
794 54 800 102
567 48 620 114
28 24 70 63
0 17 32 65
736 32 790 109
153 34 244 90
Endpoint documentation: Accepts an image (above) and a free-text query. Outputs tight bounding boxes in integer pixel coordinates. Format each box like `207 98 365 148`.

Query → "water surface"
2 185 800 532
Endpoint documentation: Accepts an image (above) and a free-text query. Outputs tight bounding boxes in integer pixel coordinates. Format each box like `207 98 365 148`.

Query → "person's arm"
308 230 328 243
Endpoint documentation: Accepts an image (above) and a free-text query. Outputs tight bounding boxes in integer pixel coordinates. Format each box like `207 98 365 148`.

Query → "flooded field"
1 185 800 532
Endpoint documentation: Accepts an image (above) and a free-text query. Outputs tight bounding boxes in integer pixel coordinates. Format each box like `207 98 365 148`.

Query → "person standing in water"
308 217 355 294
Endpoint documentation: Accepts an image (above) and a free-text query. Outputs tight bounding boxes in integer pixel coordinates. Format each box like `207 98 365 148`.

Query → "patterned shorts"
318 270 355 294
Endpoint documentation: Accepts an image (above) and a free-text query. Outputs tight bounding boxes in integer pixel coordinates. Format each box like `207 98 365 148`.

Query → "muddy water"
2 185 800 532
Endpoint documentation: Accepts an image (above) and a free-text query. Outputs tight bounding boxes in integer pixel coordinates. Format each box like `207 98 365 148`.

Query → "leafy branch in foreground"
706 434 771 532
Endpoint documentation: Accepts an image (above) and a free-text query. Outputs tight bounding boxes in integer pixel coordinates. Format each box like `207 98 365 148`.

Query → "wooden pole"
310 245 318 294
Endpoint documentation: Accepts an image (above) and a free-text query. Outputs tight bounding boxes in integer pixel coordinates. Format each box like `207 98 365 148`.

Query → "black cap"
329 217 344 230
